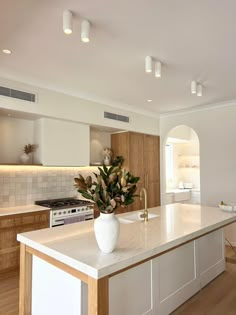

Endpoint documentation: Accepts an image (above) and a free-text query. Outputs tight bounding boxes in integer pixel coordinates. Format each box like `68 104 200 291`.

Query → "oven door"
51 212 94 227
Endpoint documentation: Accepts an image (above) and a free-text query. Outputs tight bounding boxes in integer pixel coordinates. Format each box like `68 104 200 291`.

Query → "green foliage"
74 156 140 214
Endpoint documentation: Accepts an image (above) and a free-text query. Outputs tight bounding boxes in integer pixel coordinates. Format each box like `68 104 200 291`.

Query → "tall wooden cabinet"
111 132 160 212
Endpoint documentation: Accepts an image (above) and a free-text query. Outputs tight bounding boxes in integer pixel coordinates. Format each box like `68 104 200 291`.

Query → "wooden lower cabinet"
0 211 49 273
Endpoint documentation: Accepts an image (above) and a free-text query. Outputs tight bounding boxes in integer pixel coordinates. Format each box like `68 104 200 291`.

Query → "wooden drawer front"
0 247 20 271
0 211 49 229
0 223 47 251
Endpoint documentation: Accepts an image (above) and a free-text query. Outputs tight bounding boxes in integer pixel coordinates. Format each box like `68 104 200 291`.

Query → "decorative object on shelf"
74 156 140 253
20 144 36 165
102 147 113 166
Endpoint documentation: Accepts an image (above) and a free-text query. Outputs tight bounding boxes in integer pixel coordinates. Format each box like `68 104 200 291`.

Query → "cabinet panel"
129 132 144 179
0 211 50 272
109 260 154 315
111 132 129 169
111 132 160 212
34 118 89 166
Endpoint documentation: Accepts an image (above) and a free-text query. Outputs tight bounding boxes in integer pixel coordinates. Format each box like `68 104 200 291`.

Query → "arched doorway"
164 125 200 205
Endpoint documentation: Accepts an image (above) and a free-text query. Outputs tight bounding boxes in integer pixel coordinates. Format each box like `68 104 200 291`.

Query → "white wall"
90 128 111 164
160 103 236 244
0 116 34 163
0 77 159 136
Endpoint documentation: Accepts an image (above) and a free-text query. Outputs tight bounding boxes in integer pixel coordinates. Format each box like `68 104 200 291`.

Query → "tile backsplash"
0 166 99 208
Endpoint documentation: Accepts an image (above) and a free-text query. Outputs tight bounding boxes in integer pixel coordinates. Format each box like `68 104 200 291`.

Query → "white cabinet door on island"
34 118 90 166
17 204 236 315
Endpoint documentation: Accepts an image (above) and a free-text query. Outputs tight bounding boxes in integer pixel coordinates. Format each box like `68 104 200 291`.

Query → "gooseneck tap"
139 187 148 222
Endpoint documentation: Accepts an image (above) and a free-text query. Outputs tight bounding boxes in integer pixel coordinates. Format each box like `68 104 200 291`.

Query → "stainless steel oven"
35 198 94 228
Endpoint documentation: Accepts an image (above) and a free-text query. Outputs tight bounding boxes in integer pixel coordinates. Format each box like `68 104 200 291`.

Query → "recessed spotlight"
2 49 12 54
197 84 203 96
147 99 152 102
145 56 152 73
155 61 162 78
63 10 73 35
191 80 197 94
81 20 90 43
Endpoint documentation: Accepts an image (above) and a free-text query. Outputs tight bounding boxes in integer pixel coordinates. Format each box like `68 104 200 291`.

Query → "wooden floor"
0 269 19 315
0 247 236 315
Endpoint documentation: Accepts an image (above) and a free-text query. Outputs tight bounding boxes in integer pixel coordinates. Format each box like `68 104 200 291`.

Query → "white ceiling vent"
104 111 129 123
0 86 36 102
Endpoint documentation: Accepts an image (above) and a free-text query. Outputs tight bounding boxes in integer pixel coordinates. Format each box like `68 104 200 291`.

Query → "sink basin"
119 212 159 224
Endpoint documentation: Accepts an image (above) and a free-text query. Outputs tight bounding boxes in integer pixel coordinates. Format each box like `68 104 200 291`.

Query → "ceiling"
1 0 236 115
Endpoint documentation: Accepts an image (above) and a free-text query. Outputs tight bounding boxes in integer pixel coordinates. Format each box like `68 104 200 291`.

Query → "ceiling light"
147 99 152 102
63 10 73 34
197 84 202 96
145 56 152 73
191 81 197 94
155 61 162 78
2 49 12 54
81 20 90 43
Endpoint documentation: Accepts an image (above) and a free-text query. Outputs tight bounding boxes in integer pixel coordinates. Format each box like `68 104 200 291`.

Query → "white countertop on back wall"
0 204 51 216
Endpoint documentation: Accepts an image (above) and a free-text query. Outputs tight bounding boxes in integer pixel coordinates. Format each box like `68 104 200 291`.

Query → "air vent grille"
0 86 36 102
104 111 129 123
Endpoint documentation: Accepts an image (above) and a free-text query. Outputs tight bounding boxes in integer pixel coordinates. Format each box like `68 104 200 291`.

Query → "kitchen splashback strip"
0 166 98 207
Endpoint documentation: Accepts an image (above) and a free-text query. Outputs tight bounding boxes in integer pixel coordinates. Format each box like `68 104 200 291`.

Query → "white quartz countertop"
0 204 51 217
17 203 236 279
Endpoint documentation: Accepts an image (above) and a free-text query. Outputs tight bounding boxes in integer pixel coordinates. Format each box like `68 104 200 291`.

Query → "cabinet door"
144 135 160 208
0 211 50 273
129 133 145 211
111 132 129 169
34 118 90 166
111 133 130 214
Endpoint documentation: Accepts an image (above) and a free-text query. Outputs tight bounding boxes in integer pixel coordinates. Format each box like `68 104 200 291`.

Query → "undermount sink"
119 212 159 224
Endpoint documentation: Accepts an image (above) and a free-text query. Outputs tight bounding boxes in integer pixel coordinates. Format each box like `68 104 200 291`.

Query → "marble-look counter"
17 203 236 279
0 204 51 216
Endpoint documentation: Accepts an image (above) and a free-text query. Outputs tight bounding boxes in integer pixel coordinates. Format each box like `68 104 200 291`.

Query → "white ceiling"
1 0 236 115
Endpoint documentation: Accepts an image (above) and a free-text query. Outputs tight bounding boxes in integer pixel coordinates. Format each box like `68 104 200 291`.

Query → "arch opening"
164 125 200 205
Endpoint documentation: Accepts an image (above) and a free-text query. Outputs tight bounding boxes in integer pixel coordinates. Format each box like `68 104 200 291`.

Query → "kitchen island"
17 204 236 315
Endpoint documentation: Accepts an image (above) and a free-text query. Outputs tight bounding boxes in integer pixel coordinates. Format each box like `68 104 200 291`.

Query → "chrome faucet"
139 187 148 222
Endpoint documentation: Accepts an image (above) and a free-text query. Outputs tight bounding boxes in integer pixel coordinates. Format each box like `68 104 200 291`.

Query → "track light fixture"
197 84 203 96
191 81 197 94
155 61 162 78
81 20 90 43
145 56 152 73
63 10 73 34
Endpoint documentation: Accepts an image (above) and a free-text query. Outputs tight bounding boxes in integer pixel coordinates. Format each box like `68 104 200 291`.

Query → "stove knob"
54 212 56 216
59 212 61 215
63 211 66 214
77 209 80 212
68 210 71 213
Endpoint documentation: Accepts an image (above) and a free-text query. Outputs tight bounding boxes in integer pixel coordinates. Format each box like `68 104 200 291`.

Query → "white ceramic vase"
20 153 30 164
94 212 120 253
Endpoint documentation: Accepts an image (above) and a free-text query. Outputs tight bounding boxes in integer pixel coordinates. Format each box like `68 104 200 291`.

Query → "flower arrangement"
24 144 36 154
74 156 140 213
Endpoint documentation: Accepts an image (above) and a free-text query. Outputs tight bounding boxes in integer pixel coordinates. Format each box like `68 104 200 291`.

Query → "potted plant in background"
20 144 36 164
74 156 140 253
